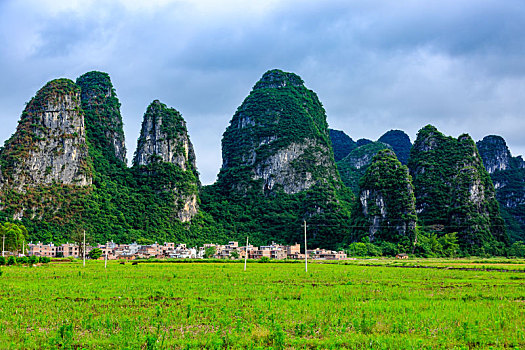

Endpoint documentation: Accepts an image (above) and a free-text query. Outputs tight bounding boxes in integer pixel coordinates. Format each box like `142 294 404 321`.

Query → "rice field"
0 259 524 349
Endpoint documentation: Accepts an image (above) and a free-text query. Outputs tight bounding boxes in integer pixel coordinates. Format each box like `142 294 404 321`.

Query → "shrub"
16 256 28 264
28 255 39 265
0 256 5 266
259 256 271 263
7 256 16 265
89 248 103 260
40 257 51 264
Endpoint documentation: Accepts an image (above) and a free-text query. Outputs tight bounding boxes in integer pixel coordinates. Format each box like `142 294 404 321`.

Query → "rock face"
477 135 525 241
355 149 417 245
0 72 210 245
76 71 127 165
408 125 507 252
378 130 412 165
476 136 511 174
329 129 357 161
337 142 392 194
0 79 91 190
133 100 199 222
219 69 339 195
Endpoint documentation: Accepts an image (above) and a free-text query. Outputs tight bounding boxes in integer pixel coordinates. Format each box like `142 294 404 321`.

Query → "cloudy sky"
1 0 524 184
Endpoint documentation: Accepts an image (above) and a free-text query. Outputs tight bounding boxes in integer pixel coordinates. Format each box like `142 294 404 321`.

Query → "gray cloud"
1 0 525 184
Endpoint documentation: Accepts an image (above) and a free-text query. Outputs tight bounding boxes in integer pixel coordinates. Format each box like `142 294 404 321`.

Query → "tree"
137 238 154 245
70 229 92 260
438 232 459 257
509 241 525 257
348 242 367 257
0 222 27 253
230 250 239 259
204 246 216 259
88 248 103 260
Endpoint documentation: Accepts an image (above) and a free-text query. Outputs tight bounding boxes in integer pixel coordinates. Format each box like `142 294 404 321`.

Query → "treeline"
0 255 50 266
346 233 525 258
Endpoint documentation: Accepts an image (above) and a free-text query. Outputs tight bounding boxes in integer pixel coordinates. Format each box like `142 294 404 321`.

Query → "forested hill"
201 69 353 249
0 69 521 256
0 71 214 246
408 125 507 254
477 135 525 242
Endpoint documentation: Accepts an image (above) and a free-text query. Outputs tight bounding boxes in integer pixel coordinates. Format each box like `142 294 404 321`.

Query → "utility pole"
22 241 25 256
105 243 108 269
304 220 308 272
83 230 86 267
244 236 249 271
2 235 5 257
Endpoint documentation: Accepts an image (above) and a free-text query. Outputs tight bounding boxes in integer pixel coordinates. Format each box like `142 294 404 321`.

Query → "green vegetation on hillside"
0 72 216 246
408 125 507 254
377 129 412 165
477 135 525 242
204 69 352 250
336 142 392 194
350 149 417 249
329 129 357 161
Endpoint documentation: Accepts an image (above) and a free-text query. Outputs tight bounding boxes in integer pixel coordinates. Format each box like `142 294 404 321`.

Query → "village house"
56 242 80 258
170 243 197 258
217 241 240 259
28 242 56 257
25 240 347 261
307 248 347 260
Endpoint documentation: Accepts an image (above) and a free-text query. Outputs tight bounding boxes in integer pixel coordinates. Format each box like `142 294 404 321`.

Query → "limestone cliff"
408 125 507 252
477 135 525 241
76 71 127 165
133 100 199 222
219 69 339 195
0 79 91 223
0 79 91 190
203 69 353 249
354 149 417 245
476 136 511 174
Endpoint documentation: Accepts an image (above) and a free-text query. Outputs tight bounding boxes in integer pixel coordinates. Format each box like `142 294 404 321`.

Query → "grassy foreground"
0 260 524 349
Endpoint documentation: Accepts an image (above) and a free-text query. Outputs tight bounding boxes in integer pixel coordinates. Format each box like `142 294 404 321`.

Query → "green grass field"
0 260 524 349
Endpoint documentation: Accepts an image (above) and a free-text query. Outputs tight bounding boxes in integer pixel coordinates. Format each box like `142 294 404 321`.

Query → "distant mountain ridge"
0 69 520 256
329 129 356 161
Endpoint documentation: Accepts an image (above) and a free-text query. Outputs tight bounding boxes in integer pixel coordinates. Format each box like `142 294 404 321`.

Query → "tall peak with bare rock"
133 100 200 223
202 69 353 249
0 79 91 190
76 71 127 165
0 78 91 224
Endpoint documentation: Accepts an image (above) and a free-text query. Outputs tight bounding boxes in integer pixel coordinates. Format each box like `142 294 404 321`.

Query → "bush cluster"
0 255 50 266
